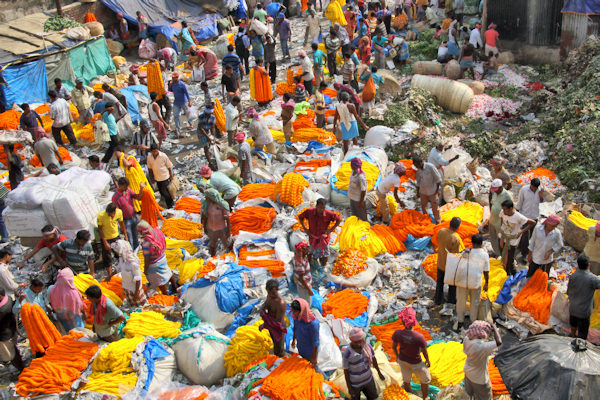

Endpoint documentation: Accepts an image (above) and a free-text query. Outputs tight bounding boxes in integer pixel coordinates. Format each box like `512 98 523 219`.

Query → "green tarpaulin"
68 37 115 87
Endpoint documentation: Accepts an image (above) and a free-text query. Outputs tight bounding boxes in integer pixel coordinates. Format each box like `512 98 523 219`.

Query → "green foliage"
485 85 520 100
408 29 441 61
459 129 504 161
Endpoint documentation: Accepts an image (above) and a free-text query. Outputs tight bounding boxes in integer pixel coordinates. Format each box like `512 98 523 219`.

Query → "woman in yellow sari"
114 148 154 212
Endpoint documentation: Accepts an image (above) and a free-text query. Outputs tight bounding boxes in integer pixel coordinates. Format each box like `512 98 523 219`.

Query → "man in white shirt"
499 199 535 275
516 177 545 260
527 214 563 277
428 141 459 178
437 41 451 63
48 90 77 146
462 321 502 400
375 163 407 224
469 24 483 50
414 157 443 224
455 234 489 331
224 96 241 147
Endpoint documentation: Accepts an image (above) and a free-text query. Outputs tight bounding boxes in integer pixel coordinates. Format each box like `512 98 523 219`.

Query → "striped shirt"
342 344 374 388
222 52 242 76
54 239 94 273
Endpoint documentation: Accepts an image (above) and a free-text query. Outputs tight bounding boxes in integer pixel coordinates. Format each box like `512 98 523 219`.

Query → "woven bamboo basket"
411 74 474 114
412 61 443 75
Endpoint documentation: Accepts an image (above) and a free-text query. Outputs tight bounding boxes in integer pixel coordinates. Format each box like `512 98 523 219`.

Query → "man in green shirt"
253 4 268 23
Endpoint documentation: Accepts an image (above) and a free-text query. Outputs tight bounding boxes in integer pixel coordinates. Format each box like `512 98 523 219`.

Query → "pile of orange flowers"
421 254 438 281
238 183 276 201
275 69 297 95
272 173 309 206
147 294 180 306
390 209 435 241
398 159 416 185
30 147 72 167
430 220 479 250
16 332 99 397
489 357 508 396
322 289 369 319
332 249 367 278
382 384 410 400
20 303 62 354
141 187 165 227
161 218 203 240
230 206 277 235
370 317 432 362
294 159 331 174
292 128 338 144
99 275 125 300
517 167 559 192
0 110 21 130
372 224 406 254
157 387 208 400
238 246 285 277
513 269 554 324
255 355 340 400
175 197 202 214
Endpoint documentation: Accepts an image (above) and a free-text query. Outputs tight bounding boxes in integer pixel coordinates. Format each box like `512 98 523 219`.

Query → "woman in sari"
138 220 172 295
114 147 154 212
48 268 85 333
111 240 146 306
178 21 198 58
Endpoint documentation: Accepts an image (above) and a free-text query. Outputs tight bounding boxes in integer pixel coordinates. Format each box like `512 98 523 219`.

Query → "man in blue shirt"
291 298 320 368
168 72 191 137
101 102 119 163
222 44 243 82
277 13 292 59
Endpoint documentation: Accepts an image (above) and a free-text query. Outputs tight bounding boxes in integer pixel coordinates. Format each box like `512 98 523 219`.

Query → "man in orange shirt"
484 23 501 57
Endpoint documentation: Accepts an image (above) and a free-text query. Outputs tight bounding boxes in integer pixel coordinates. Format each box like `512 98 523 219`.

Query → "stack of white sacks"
3 167 112 241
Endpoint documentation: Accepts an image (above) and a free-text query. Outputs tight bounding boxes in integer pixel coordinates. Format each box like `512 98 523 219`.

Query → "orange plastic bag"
362 75 376 102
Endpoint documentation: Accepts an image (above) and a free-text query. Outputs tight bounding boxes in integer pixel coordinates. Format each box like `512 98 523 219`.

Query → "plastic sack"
56 167 111 197
66 26 90 41
213 144 235 171
3 206 48 237
441 147 473 180
172 327 230 386
444 252 485 289
328 258 379 288
146 383 210 400
6 176 60 208
139 39 158 59
181 285 235 331
364 126 394 149
93 118 110 144
249 19 268 36
192 66 205 82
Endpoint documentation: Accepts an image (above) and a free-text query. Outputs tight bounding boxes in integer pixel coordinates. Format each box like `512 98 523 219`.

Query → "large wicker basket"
563 204 600 252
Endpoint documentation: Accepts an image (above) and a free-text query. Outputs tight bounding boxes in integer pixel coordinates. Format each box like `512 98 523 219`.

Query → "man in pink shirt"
484 23 501 56
112 177 145 250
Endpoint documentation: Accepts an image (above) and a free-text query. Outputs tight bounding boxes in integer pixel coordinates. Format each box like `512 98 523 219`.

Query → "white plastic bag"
249 19 268 36
328 258 379 288
444 252 484 289
181 285 234 331
3 206 48 237
364 126 394 149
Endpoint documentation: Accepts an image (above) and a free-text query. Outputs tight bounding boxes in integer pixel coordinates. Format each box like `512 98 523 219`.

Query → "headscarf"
247 107 259 120
297 49 307 58
196 179 211 191
111 239 139 264
48 268 84 313
542 214 561 226
200 165 213 178
94 294 108 325
34 127 49 142
204 188 230 211
295 241 309 265
394 163 407 175
234 131 246 143
349 327 373 364
398 306 417 328
492 156 505 167
293 298 316 323
488 23 497 29
351 157 363 174
138 220 167 257
465 320 493 340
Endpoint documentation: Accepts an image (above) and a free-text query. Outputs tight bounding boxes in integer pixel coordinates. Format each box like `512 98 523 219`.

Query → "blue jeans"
0 199 8 242
173 103 185 134
124 217 139 251
281 39 290 57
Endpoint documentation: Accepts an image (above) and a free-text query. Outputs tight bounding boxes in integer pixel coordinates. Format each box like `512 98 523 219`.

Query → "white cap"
491 179 503 189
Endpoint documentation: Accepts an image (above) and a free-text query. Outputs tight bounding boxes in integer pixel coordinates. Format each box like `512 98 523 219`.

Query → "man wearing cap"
527 215 563 277
469 23 483 52
131 119 159 163
487 178 512 257
200 166 240 210
168 72 191 137
499 200 535 275
70 78 94 124
375 163 407 224
584 222 600 275
147 144 174 209
236 132 253 185
348 158 368 222
516 177 546 261
343 327 385 400
197 105 216 168
414 157 443 224
484 23 501 57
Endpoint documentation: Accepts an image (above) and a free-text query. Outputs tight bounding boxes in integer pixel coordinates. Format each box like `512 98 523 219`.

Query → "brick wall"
60 1 117 27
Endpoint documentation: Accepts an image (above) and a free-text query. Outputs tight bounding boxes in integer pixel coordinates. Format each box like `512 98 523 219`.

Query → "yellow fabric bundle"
325 0 347 25
123 311 181 338
224 323 273 377
427 342 466 387
339 216 387 258
569 211 597 229
74 274 123 306
177 258 207 284
161 218 203 240
92 336 144 373
441 201 484 226
482 258 508 302
83 371 138 398
334 160 380 192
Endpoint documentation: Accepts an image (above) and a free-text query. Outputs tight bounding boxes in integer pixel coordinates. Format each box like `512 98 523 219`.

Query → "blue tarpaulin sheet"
142 339 171 391
0 59 48 107
121 84 149 124
562 0 600 14
101 0 221 42
185 263 249 313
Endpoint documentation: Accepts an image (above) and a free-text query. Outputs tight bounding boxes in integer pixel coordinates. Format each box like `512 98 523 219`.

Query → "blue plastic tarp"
186 263 249 313
0 59 49 107
121 84 149 124
404 234 432 252
225 299 261 337
496 269 528 305
143 339 171 390
562 0 600 14
101 0 221 42
265 2 283 17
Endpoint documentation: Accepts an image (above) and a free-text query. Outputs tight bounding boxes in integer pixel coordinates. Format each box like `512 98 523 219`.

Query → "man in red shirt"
17 225 67 281
484 22 501 57
112 177 145 251
298 198 341 267
392 306 431 400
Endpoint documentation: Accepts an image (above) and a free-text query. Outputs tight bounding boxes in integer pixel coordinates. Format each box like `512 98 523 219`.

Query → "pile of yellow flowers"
332 249 367 278
223 323 273 377
339 216 386 258
139 239 198 270
482 258 508 302
440 201 484 226
272 173 309 207
382 384 410 400
427 342 466 387
177 258 210 284
161 218 203 241
421 254 438 281
334 160 380 192
82 372 137 398
74 274 122 306
569 210 597 229
123 311 181 339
